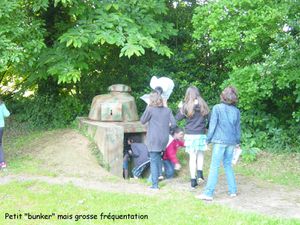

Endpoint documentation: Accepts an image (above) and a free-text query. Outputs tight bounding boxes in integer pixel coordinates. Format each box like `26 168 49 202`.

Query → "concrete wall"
78 117 146 177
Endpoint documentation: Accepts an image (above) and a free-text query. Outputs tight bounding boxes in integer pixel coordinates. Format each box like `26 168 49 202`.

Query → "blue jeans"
123 154 129 170
149 152 162 188
204 143 237 197
163 160 175 179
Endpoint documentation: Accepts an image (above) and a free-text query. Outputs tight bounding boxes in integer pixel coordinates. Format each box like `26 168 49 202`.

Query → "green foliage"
12 95 84 129
193 0 288 66
1 0 299 154
193 0 300 152
241 147 261 163
37 0 176 83
0 0 176 97
0 0 45 72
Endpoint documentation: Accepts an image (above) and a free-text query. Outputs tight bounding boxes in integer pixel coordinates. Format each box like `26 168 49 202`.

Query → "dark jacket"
176 105 208 134
140 106 176 152
131 143 149 168
206 103 241 145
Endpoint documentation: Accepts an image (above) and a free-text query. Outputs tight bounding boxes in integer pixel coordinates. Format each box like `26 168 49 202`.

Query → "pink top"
163 139 185 164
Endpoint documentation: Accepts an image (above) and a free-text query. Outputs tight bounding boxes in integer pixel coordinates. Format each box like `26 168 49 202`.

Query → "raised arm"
175 109 185 121
140 107 151 124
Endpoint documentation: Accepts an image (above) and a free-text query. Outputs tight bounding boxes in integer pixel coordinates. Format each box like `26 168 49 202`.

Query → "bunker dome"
78 84 146 177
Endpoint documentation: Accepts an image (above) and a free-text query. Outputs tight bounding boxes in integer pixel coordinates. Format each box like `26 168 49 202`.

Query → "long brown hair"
181 86 209 117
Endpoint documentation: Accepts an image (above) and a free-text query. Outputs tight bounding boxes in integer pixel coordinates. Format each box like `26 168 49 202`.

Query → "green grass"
197 149 300 189
3 129 58 176
1 122 300 224
0 181 299 225
235 152 300 188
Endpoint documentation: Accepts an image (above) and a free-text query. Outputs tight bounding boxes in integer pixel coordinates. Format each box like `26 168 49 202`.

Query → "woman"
197 86 241 200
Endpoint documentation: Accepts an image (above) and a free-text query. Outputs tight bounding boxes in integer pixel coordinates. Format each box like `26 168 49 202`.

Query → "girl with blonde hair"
176 86 210 189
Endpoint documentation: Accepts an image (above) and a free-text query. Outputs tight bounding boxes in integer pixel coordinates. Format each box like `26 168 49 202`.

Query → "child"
141 90 176 189
130 143 150 178
176 86 209 189
196 86 240 201
123 137 133 179
163 127 185 179
0 100 10 169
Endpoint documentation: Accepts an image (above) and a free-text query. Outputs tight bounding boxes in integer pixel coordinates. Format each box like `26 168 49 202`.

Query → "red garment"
163 139 185 164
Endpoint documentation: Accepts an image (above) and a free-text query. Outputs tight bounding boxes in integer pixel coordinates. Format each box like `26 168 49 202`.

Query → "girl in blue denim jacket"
196 86 240 201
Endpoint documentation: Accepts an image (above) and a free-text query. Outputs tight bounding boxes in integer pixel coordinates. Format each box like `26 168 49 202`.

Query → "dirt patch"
1 129 300 219
33 129 108 179
161 175 300 219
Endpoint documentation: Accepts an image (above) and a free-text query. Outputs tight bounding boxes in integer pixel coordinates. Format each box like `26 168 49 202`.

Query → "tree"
0 0 45 96
192 0 300 151
192 0 300 123
0 0 176 92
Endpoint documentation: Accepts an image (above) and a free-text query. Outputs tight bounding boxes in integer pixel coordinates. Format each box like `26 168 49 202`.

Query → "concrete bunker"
78 84 147 177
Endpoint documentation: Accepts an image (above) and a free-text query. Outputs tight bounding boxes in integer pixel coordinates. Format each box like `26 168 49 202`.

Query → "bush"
241 111 300 153
10 95 85 129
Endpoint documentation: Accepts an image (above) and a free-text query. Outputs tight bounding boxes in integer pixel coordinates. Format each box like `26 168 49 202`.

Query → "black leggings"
0 127 4 162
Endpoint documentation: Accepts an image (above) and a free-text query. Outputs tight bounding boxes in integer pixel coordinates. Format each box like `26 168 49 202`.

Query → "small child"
141 90 176 189
163 127 185 179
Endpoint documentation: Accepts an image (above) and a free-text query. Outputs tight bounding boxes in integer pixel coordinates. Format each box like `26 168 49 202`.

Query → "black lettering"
4 213 22 220
57 214 73 220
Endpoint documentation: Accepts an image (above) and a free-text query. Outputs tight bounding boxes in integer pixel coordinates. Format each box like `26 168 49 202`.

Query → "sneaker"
158 175 164 181
195 194 213 201
230 193 237 197
197 177 204 184
191 178 198 188
149 186 159 191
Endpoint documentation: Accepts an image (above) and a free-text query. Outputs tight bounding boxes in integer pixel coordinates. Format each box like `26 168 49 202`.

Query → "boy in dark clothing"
123 136 150 179
123 137 133 179
130 143 150 178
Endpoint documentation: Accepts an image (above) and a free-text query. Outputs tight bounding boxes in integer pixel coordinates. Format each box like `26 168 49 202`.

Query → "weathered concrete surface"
78 118 146 177
88 84 139 122
81 84 147 177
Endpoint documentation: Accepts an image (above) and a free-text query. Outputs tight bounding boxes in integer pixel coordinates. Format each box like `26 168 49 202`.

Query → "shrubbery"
9 95 84 129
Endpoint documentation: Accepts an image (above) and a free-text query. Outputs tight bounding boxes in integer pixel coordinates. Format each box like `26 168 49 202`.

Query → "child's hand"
174 163 181 170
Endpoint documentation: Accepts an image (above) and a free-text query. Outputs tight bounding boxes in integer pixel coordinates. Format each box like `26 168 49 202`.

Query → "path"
1 129 299 219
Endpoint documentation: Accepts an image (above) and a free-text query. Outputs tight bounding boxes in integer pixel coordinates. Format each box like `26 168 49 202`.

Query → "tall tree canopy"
193 0 300 123
0 0 176 87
